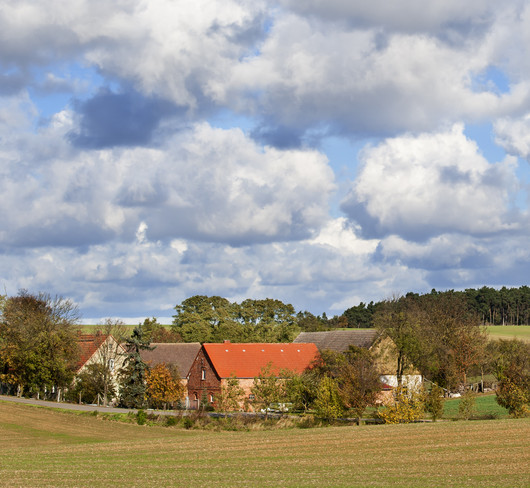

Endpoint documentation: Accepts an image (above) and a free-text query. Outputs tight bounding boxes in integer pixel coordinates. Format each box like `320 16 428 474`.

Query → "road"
0 394 171 415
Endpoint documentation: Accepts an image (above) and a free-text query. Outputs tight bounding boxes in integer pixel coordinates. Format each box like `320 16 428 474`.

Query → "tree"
142 317 181 343
303 347 380 421
493 339 530 417
172 296 238 343
374 295 423 387
118 326 153 408
285 372 318 413
425 383 444 421
250 363 283 419
145 363 185 409
238 298 298 342
296 311 327 332
216 373 245 412
0 290 80 399
339 346 381 422
314 376 344 420
375 293 486 390
496 371 529 418
458 389 477 420
67 363 116 404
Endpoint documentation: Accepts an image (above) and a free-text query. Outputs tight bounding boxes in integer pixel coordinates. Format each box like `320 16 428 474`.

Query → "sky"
1 0 530 324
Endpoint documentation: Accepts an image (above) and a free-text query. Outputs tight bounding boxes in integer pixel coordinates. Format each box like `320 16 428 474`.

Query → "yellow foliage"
145 363 185 409
378 387 425 424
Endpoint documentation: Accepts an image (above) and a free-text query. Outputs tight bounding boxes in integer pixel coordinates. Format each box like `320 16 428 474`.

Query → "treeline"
337 286 530 328
170 287 530 345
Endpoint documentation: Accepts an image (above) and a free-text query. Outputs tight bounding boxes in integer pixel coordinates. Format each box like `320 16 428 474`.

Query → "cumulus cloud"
0 100 335 247
2 0 530 321
69 89 182 148
341 124 521 240
217 13 529 143
494 114 530 160
278 0 501 36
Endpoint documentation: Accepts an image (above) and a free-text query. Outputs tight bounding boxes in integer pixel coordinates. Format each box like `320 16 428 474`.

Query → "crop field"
1 401 529 488
486 325 530 342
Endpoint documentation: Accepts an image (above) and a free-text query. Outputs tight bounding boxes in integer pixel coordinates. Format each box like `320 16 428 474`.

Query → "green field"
78 324 138 334
486 325 530 342
1 401 529 487
443 394 509 419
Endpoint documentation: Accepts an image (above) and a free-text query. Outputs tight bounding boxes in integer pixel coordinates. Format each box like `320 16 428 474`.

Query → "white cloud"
342 124 521 240
2 1 530 321
218 13 528 138
278 0 501 35
494 114 530 160
0 100 335 246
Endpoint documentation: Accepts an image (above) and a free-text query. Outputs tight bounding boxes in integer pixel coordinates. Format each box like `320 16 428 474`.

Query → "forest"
339 286 530 329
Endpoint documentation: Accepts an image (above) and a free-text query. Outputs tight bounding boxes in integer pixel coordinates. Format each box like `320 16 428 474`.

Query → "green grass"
443 393 509 419
78 324 138 334
486 325 530 342
1 401 529 487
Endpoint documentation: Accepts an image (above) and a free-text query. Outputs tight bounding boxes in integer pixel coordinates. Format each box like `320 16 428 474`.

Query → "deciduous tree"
314 376 344 420
250 362 283 419
216 373 245 412
339 346 381 422
145 363 185 409
0 291 79 398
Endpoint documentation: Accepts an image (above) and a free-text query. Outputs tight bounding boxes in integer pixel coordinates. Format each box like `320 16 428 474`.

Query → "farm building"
187 341 319 410
140 342 201 408
75 333 126 403
294 330 423 397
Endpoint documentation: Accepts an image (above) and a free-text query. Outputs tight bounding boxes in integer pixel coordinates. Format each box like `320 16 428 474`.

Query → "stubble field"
1 401 529 488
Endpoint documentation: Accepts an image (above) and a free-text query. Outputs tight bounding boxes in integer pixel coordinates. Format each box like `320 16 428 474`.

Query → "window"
109 359 115 372
201 369 206 380
209 394 214 403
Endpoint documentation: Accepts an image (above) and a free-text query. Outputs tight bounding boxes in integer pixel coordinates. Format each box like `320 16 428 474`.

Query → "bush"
458 390 477 420
165 415 179 427
378 387 425 424
496 379 529 418
425 384 444 421
182 416 194 429
136 409 147 425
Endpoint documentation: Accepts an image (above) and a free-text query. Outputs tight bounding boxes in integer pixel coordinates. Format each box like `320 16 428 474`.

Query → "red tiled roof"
203 342 319 378
76 334 109 371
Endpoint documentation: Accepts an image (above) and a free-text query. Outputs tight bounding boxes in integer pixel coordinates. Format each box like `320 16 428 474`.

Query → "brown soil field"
1 401 529 487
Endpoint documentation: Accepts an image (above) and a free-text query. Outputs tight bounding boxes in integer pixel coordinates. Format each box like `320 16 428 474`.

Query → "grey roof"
140 343 201 378
293 330 379 353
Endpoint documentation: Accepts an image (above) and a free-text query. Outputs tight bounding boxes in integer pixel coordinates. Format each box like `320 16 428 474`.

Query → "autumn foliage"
145 363 185 409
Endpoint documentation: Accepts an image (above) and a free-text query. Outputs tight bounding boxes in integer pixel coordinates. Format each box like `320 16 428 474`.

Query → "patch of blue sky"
464 122 506 163
27 62 108 119
464 122 528 211
208 108 255 133
320 136 370 218
470 65 511 95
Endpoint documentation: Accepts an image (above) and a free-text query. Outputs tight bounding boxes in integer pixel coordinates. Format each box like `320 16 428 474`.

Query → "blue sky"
1 0 530 324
